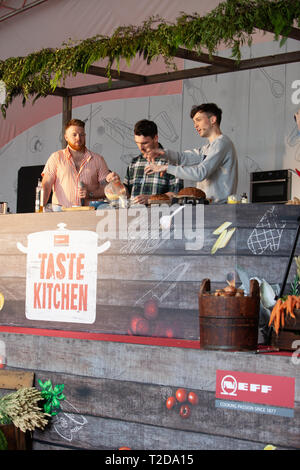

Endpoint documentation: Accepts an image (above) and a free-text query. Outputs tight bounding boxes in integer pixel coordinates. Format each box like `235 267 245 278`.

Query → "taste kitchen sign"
17 223 110 323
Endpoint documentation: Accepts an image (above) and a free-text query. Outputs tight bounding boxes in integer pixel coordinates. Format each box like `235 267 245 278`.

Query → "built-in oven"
250 170 291 203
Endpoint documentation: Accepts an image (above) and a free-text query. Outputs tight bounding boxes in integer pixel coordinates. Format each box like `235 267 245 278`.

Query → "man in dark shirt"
123 119 183 204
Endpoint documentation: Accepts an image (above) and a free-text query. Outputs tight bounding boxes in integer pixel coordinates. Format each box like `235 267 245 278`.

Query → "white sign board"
17 223 110 324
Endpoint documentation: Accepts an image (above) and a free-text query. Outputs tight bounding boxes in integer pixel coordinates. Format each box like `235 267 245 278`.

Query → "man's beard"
68 141 85 152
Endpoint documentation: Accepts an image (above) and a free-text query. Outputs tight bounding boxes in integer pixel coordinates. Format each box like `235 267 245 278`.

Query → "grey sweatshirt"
164 134 238 204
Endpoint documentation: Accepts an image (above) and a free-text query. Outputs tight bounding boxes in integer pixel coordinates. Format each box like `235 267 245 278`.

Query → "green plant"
38 379 65 416
290 256 300 296
0 428 8 450
0 380 65 434
0 0 299 116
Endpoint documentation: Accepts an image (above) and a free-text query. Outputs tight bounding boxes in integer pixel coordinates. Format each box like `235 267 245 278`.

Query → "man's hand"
106 171 120 183
144 148 165 162
144 163 168 175
132 194 150 205
295 109 300 131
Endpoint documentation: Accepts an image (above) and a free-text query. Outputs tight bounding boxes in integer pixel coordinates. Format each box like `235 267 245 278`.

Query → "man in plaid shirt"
123 120 183 204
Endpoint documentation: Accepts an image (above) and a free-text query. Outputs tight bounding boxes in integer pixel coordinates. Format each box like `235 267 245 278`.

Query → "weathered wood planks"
0 204 299 450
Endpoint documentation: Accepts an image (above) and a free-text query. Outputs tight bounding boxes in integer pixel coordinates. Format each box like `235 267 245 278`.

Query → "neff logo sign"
220 375 272 397
291 80 300 104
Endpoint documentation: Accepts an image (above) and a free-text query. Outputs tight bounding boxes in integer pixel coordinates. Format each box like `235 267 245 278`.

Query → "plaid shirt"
123 152 183 198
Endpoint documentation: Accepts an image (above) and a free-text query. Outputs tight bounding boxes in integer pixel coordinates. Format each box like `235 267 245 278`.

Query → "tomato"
130 316 150 335
175 388 187 403
166 396 176 410
179 404 190 419
144 298 158 320
187 391 199 406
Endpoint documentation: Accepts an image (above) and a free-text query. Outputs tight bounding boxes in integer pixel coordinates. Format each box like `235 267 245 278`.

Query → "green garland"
0 0 299 116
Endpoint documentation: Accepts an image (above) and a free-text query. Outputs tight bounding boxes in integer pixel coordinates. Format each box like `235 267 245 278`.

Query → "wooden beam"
256 25 300 42
286 26 300 42
52 50 300 98
50 86 68 97
87 65 146 84
64 80 139 97
238 50 300 70
175 48 235 68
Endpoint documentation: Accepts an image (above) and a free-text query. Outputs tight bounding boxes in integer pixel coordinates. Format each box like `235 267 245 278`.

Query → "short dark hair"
190 103 222 125
64 119 85 131
134 119 158 138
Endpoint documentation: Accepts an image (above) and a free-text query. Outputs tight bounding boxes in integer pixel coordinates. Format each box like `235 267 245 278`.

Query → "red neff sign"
216 370 295 408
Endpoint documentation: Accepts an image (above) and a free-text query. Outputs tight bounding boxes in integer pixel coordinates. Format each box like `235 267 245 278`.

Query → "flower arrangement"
0 379 65 450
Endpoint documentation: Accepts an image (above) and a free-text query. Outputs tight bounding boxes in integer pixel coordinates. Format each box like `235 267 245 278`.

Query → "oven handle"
251 179 287 183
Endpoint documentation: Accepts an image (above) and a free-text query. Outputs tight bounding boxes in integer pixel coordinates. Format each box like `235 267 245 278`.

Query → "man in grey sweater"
144 103 238 204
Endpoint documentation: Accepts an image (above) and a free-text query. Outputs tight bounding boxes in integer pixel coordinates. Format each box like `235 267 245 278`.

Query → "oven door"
251 178 290 203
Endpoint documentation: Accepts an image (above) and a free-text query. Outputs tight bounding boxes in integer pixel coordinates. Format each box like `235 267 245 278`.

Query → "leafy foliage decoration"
38 379 65 416
0 0 299 116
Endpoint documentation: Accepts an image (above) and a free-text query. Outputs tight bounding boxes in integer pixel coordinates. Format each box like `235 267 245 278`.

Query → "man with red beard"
42 119 119 208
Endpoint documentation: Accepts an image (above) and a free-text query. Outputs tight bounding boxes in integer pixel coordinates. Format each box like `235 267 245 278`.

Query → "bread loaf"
148 194 171 203
177 187 206 199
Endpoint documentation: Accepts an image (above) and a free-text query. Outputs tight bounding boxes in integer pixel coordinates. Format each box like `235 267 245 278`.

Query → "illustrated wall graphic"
52 399 88 442
120 213 175 262
29 136 44 153
184 78 208 104
247 206 286 255
17 223 110 323
260 68 284 99
135 262 191 307
102 117 136 149
103 111 179 150
244 156 262 174
287 123 300 148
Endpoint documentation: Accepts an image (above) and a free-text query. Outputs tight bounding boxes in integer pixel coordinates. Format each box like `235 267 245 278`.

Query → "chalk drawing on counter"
247 206 286 255
135 262 191 307
120 213 173 262
260 68 284 99
52 399 88 443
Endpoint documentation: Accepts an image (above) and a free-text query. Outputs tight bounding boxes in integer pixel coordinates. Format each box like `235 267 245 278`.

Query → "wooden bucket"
0 423 28 450
198 278 260 351
271 309 300 351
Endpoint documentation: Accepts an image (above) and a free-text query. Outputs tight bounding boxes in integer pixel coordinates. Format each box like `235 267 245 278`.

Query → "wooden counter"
0 203 299 450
